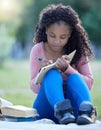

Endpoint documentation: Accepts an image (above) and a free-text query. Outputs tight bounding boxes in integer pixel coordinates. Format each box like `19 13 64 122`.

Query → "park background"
0 0 101 120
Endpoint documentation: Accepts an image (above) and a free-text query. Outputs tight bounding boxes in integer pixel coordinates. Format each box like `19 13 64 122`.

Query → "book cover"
4 116 39 122
1 105 39 118
0 98 13 108
34 50 76 84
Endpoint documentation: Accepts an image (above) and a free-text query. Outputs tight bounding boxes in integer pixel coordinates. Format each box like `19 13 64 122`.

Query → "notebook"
34 50 76 84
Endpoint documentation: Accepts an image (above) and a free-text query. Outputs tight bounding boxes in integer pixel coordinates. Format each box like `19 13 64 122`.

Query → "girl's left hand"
55 55 70 72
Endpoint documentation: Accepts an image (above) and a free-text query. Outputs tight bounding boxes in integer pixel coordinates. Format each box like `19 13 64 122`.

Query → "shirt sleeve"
64 56 94 90
30 45 41 93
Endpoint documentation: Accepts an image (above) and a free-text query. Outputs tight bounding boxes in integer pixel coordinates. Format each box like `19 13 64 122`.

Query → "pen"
36 57 49 62
36 57 44 61
36 57 53 64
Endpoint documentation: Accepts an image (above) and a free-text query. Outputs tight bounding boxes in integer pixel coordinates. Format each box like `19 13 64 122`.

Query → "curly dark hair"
33 4 94 64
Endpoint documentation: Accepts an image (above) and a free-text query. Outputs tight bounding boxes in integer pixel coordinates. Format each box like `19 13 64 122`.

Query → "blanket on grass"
0 119 101 130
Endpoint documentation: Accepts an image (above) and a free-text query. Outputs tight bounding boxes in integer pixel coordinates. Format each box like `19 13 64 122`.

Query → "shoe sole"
61 118 75 124
76 116 92 125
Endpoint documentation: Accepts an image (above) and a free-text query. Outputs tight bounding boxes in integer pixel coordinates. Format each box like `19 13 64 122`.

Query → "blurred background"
0 0 101 120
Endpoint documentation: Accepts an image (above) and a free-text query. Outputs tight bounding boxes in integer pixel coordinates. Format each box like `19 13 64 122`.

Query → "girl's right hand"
40 59 53 68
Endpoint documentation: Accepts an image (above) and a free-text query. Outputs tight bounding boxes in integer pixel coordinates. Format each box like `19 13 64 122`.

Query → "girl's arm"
30 46 41 93
64 56 93 90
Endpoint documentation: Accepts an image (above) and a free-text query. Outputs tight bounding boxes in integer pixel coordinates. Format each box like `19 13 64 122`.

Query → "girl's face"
46 21 72 53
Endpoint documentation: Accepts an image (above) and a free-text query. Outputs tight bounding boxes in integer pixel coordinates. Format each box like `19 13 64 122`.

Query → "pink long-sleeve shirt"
30 42 94 93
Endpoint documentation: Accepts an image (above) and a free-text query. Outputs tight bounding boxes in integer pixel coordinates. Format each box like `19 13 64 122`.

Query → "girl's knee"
47 68 61 75
66 73 85 85
67 73 82 82
68 73 81 79
66 73 88 90
43 68 62 81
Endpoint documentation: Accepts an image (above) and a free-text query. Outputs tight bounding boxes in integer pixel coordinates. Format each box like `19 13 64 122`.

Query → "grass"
0 59 36 107
0 59 101 120
90 60 101 119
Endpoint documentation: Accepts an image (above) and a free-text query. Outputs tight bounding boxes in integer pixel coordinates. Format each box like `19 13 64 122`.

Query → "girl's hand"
55 55 70 72
36 57 53 68
40 59 53 68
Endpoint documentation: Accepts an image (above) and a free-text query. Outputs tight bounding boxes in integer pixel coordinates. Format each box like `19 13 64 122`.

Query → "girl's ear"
67 33 71 39
68 33 71 38
46 30 47 34
68 29 73 38
46 27 48 35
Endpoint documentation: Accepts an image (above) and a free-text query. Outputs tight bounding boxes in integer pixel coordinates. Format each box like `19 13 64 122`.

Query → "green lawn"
0 59 35 107
0 59 101 120
90 60 101 119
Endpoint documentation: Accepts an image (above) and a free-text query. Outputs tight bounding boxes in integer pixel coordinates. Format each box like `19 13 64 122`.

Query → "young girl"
30 4 97 125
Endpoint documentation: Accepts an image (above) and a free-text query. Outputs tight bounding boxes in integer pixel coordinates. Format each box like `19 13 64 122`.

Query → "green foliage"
0 25 15 66
15 0 101 46
82 5 101 45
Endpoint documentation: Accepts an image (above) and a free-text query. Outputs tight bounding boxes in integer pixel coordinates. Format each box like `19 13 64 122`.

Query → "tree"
82 2 101 45
15 0 101 53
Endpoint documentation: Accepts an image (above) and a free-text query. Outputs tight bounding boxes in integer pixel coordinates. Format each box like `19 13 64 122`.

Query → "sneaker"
54 99 75 124
76 102 97 125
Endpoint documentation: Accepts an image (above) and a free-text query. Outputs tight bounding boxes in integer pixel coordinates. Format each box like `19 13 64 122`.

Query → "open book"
0 98 39 119
1 105 39 118
34 50 76 84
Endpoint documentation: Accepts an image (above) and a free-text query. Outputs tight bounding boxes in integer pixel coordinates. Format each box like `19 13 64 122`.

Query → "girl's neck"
44 42 64 61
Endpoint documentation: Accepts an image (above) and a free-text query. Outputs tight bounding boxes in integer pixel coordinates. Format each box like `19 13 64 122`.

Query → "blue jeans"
33 69 92 123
